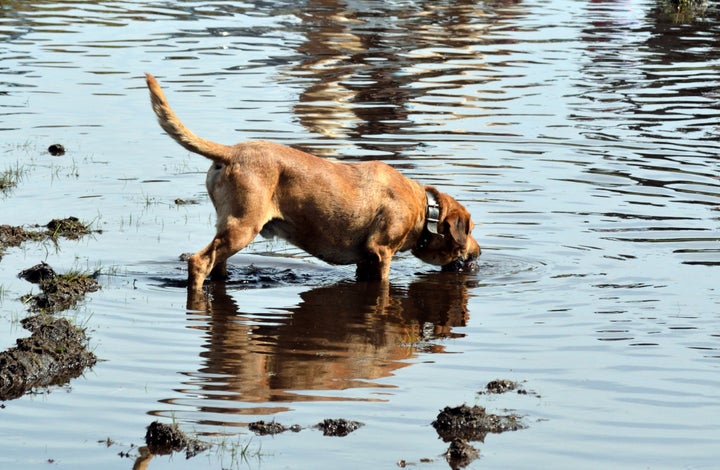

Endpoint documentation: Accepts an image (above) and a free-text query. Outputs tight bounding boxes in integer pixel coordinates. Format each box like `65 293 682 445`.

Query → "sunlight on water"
0 0 718 468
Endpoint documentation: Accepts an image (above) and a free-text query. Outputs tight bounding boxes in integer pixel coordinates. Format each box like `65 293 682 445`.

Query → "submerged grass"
214 435 265 469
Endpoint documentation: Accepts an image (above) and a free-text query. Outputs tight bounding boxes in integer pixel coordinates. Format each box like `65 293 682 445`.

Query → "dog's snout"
441 252 480 273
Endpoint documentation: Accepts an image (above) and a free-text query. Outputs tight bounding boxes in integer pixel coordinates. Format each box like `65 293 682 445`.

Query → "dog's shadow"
178 269 477 408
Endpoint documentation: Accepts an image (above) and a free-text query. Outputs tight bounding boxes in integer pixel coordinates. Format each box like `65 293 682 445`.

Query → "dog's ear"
443 212 469 247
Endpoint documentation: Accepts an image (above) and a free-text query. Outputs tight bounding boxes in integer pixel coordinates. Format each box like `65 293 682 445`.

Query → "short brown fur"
145 73 480 294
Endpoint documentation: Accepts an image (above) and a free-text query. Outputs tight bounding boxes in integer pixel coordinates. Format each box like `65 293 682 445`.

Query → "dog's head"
412 190 481 273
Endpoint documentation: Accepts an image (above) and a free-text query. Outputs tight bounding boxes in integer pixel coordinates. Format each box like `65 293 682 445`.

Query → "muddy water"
1 0 719 468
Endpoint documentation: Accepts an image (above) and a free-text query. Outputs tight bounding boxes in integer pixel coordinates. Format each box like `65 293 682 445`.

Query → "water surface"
1 1 719 468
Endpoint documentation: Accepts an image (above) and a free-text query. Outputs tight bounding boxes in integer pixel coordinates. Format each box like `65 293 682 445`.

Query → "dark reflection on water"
159 274 474 424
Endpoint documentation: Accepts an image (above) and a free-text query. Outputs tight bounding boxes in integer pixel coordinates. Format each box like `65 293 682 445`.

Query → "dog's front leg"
187 221 259 293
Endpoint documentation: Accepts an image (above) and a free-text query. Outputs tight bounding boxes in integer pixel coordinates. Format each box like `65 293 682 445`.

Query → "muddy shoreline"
0 219 100 401
0 216 533 467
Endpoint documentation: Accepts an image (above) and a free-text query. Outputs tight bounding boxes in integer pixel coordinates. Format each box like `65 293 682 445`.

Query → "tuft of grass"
0 163 27 195
215 436 265 469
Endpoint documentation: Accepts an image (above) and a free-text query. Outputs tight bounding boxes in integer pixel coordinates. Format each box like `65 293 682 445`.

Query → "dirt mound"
0 263 101 401
0 225 44 260
45 217 92 239
432 404 525 443
246 418 363 437
20 263 100 313
144 421 209 458
316 418 364 437
0 315 96 400
0 217 97 261
484 379 518 394
248 420 290 436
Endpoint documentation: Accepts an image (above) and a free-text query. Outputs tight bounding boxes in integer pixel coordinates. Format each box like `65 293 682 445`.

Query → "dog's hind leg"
355 245 393 281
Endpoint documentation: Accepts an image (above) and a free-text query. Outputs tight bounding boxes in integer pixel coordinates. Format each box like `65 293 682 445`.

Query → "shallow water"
1 0 719 468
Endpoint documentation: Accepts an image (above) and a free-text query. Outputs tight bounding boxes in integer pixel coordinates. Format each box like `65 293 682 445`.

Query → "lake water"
1 0 719 468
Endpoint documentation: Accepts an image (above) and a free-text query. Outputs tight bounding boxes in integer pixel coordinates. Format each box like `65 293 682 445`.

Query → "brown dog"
145 73 480 293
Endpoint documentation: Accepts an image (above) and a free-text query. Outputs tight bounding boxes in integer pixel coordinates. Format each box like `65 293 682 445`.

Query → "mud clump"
432 404 525 443
444 438 479 469
249 420 290 436
482 379 538 397
0 263 100 401
316 418 364 437
248 418 360 437
0 225 44 261
144 421 208 459
484 379 519 394
20 263 100 313
48 144 66 156
0 315 97 400
45 217 92 239
0 217 97 261
432 401 526 469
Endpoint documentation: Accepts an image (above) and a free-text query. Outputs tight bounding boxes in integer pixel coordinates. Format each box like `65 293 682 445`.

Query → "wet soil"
0 218 100 401
484 379 519 394
481 379 539 398
247 418 363 437
432 404 525 443
430 381 530 468
156 261 317 290
315 418 364 437
0 217 98 261
249 420 293 436
20 263 100 314
144 421 209 458
0 314 96 401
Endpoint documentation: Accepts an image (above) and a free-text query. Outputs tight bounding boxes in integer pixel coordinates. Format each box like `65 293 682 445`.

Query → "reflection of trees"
575 2 720 144
179 274 473 420
289 0 523 158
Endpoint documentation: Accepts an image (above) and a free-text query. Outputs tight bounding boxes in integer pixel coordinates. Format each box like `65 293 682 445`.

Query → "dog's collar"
425 190 441 235
414 190 443 253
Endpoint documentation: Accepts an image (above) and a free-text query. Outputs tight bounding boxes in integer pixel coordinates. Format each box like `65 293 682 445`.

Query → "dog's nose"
441 254 479 273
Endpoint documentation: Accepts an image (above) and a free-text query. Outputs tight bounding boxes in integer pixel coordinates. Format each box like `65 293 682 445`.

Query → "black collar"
425 190 441 235
414 191 443 252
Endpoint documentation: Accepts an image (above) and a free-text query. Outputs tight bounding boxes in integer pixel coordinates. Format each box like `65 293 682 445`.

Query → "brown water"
1 0 719 468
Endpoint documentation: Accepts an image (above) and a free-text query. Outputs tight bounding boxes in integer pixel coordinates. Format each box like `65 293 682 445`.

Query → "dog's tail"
145 73 233 165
